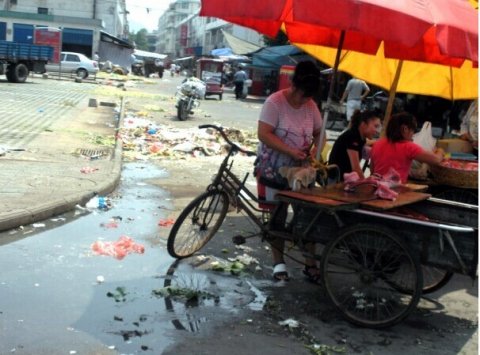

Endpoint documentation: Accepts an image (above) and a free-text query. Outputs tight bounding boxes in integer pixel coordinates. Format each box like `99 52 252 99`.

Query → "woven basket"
430 163 478 189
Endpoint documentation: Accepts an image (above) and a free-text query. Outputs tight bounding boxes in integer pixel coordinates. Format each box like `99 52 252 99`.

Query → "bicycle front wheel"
167 190 229 258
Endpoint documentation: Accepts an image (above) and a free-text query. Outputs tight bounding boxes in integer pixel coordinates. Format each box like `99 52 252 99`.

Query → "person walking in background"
233 67 248 99
340 77 370 122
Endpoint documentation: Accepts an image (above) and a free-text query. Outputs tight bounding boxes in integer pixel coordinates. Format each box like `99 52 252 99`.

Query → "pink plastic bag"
91 236 145 260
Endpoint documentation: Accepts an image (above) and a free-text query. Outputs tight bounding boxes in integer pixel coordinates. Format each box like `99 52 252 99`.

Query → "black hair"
386 112 418 142
350 110 381 130
292 61 320 97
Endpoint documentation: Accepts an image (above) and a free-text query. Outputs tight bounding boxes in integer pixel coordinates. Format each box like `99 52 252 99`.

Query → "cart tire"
389 266 453 295
320 223 422 328
421 267 453 294
167 190 229 259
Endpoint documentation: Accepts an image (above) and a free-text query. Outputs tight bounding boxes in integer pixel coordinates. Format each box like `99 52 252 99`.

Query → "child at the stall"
370 112 444 183
328 110 381 180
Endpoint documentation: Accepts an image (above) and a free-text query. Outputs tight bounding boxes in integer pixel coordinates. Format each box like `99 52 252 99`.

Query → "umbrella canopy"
296 42 478 100
200 0 478 66
200 0 478 156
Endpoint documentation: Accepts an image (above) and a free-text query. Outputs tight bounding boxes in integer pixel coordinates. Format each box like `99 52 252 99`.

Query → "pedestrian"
254 60 323 283
233 67 248 99
328 110 381 180
370 112 444 184
340 77 370 122
93 51 99 61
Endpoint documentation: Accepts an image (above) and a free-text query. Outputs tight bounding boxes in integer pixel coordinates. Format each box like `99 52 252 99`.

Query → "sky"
125 0 172 32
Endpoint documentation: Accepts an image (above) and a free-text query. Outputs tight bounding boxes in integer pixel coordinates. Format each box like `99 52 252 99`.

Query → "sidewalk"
0 92 122 232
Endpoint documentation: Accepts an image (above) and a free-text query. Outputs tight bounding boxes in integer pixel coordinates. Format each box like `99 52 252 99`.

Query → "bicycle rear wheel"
167 190 229 258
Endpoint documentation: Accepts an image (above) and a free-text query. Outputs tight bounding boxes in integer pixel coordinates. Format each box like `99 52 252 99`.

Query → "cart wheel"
320 224 422 328
388 266 453 295
167 190 229 258
421 267 453 294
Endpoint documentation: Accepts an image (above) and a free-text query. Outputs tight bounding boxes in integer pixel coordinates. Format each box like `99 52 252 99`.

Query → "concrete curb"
0 101 124 232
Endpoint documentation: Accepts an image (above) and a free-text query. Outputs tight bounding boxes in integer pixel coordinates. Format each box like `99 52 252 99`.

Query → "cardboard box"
436 139 473 153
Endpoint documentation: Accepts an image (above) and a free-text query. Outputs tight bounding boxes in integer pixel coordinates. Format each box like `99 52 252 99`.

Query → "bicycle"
167 124 272 259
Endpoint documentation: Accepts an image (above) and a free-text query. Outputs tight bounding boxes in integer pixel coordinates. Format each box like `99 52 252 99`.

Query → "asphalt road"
0 74 477 355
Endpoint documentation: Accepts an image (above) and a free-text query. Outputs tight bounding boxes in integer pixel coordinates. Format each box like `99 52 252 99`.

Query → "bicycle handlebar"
198 124 257 157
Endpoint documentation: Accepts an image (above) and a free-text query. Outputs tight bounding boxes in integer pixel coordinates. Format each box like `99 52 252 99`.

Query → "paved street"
0 78 92 148
0 74 477 355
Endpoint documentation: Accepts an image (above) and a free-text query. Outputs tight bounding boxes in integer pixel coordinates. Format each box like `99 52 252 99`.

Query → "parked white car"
46 52 99 79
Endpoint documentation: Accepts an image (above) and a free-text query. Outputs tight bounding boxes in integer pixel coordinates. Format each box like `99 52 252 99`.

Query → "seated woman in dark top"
328 110 381 180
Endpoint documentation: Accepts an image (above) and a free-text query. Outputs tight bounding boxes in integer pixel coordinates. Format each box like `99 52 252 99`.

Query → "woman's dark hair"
350 110 380 130
292 61 320 97
386 112 418 142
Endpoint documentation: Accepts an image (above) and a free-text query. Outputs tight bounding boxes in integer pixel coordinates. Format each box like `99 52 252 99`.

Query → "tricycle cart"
167 125 478 329
275 184 477 328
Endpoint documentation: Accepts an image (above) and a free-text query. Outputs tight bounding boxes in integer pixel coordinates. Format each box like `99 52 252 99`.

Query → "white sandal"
272 263 289 281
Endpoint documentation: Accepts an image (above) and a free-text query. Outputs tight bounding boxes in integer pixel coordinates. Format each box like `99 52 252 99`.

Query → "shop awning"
221 30 261 55
134 49 167 60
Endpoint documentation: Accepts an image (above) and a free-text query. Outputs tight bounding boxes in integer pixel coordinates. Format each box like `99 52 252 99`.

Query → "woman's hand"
288 147 308 161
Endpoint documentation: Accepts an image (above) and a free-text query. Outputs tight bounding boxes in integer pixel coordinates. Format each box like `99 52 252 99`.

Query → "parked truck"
0 41 54 83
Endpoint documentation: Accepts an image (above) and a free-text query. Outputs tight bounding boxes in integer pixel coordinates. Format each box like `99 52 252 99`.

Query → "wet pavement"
0 75 477 355
0 162 267 354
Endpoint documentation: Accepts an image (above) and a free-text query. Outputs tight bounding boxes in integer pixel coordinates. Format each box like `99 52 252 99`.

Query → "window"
38 7 48 15
66 54 80 62
10 0 17 4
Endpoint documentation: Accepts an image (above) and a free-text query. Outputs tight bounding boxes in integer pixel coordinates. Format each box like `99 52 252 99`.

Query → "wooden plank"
307 184 380 203
277 190 349 206
360 191 431 210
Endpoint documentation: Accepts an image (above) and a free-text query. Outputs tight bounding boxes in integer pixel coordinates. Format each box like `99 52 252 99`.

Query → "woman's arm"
258 121 307 161
347 149 365 179
414 148 444 166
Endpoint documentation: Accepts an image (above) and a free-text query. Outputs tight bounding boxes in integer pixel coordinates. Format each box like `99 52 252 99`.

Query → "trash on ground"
85 196 112 210
278 318 300 328
32 223 46 228
80 166 99 174
91 235 145 260
158 218 175 227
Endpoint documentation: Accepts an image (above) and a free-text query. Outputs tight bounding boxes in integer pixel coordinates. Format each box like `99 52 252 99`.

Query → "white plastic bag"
410 121 436 180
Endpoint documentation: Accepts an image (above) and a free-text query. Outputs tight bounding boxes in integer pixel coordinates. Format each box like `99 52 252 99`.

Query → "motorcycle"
175 78 206 121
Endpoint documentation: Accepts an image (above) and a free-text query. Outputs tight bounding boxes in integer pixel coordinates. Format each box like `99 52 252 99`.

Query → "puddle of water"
0 162 268 354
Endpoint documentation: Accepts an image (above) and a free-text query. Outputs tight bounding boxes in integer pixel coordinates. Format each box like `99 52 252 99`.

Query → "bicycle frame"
208 145 272 231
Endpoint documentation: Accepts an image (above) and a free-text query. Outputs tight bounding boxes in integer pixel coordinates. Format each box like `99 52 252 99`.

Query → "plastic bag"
410 121 436 180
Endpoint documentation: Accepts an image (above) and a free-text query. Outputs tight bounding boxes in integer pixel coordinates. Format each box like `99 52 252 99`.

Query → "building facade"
0 0 128 57
154 0 263 59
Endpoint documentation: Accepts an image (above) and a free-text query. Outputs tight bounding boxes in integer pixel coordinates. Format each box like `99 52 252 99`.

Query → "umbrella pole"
316 30 345 161
382 59 404 135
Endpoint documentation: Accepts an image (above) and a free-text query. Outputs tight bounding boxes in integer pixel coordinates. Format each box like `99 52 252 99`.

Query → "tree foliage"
263 31 289 46
129 28 149 50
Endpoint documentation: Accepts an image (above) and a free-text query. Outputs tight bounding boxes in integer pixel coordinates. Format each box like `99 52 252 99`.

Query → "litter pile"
118 113 258 161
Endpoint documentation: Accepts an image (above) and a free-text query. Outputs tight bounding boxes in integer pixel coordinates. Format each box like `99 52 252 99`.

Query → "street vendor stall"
274 181 477 328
